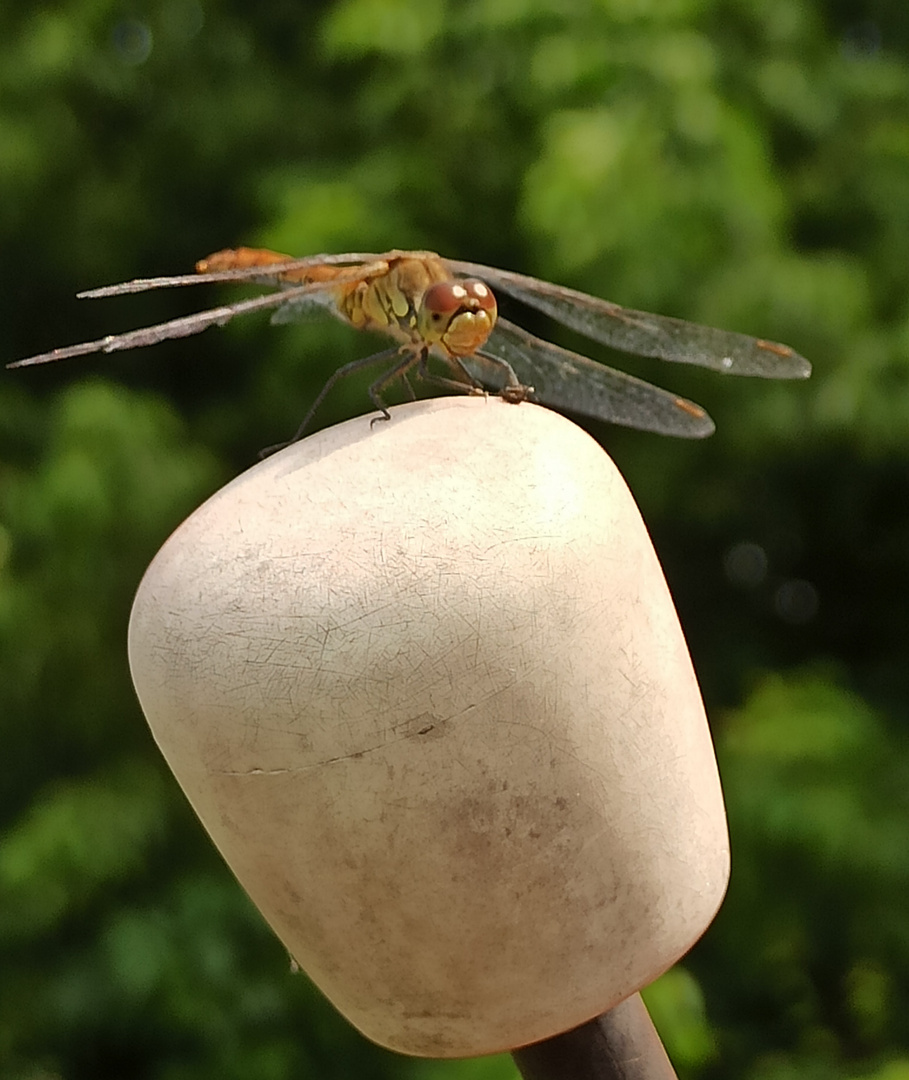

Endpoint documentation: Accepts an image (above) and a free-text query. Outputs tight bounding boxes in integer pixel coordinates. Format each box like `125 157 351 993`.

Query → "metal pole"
512 993 678 1080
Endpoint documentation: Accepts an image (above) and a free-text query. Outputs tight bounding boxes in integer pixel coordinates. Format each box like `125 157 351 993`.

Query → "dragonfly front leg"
463 352 535 404
412 350 485 396
365 346 428 427
369 347 483 419
499 381 535 404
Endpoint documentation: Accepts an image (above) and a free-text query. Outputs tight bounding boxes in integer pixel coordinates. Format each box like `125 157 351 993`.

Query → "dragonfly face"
417 279 497 357
8 247 811 449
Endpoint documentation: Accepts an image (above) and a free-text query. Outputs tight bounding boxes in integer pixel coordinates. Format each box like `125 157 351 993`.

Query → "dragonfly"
9 247 811 448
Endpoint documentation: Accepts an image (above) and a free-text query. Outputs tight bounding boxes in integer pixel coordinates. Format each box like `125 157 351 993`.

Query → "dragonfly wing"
469 318 716 438
450 261 810 380
78 253 400 297
269 290 338 325
8 281 352 368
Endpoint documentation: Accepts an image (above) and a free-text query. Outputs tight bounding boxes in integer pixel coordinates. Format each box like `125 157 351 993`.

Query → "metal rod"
511 993 678 1080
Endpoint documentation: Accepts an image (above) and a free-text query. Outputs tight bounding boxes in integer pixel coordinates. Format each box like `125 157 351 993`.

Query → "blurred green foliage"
2 0 908 1077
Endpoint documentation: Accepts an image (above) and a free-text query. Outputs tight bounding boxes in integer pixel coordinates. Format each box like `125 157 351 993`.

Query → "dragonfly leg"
365 347 428 427
469 351 535 403
259 345 403 458
500 382 535 404
365 347 493 428
414 352 507 399
409 351 483 396
418 374 486 397
400 371 418 402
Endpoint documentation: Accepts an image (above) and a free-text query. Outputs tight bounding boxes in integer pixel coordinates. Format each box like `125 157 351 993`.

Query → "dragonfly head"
418 279 497 356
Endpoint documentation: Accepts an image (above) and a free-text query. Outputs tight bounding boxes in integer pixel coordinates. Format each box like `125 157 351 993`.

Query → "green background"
2 0 909 1077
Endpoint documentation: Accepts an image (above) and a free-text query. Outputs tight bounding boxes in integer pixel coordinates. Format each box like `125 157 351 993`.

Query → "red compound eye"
460 279 497 312
423 282 465 319
423 279 496 321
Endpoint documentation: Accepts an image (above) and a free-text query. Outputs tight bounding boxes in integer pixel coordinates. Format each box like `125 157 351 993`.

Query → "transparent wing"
7 254 410 368
450 261 810 380
467 317 716 438
268 290 338 325
8 279 352 368
76 253 400 297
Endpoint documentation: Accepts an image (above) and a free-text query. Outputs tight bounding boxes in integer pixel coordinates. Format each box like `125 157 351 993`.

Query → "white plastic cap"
128 396 729 1057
